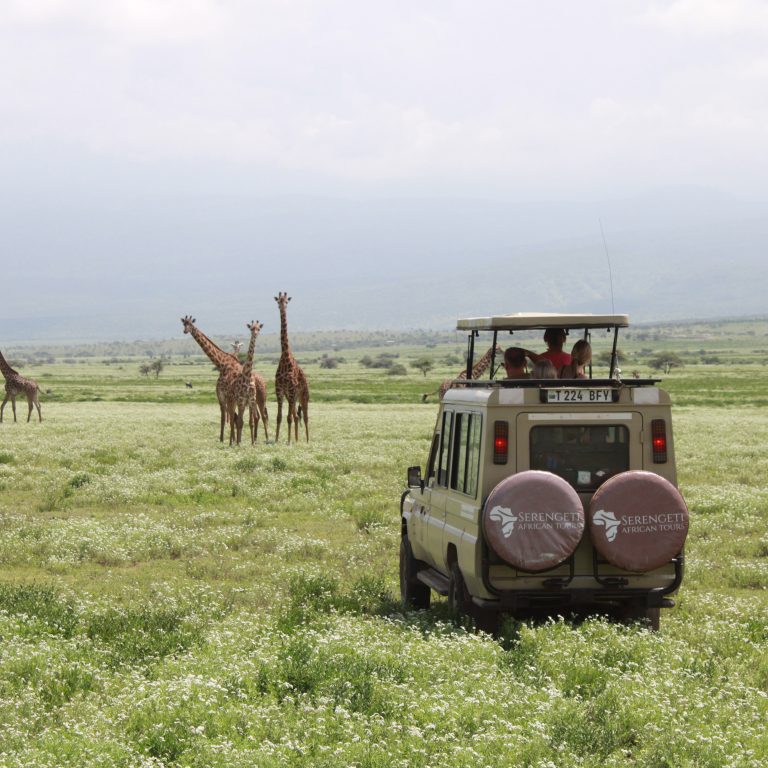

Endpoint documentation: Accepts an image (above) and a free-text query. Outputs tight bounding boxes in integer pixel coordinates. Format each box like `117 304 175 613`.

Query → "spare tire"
588 471 688 572
482 471 584 572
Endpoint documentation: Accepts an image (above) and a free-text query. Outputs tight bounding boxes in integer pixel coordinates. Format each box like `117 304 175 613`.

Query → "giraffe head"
247 320 264 336
231 340 242 354
274 292 291 307
181 316 196 334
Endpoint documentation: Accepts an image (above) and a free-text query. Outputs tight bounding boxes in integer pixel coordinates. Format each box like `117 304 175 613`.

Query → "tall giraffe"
421 345 503 402
225 321 270 446
0 349 42 423
274 292 309 443
181 316 240 441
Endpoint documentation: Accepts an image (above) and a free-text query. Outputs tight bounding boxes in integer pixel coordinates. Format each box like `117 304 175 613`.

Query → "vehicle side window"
437 411 453 487
466 415 482 496
450 412 482 497
426 433 440 480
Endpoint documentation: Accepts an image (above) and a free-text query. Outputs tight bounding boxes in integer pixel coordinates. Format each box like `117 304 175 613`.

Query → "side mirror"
407 465 423 490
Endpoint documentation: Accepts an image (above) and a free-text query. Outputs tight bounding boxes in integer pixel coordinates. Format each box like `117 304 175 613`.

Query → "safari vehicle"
400 313 688 631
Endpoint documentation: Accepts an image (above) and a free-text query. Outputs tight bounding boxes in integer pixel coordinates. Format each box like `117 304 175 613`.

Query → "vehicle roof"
456 312 629 331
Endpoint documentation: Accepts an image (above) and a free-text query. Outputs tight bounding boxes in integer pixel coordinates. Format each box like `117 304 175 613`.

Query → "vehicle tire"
448 561 471 616
589 471 689 573
473 608 499 635
400 535 430 609
482 471 584 571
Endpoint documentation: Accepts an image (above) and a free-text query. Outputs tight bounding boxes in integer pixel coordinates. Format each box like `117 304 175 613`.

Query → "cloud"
641 0 768 35
3 0 226 42
0 1 767 199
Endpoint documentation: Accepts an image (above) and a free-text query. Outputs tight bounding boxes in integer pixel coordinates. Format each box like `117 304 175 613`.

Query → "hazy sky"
1 1 767 337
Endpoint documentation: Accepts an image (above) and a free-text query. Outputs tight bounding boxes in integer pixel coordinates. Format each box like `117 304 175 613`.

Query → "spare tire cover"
482 471 584 572
589 471 689 572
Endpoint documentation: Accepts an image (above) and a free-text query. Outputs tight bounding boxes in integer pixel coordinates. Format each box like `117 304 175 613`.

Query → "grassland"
0 320 767 766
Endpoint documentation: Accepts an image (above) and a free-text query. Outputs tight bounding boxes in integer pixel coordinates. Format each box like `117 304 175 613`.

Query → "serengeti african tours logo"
489 505 580 536
489 506 518 537
592 509 621 542
593 509 687 542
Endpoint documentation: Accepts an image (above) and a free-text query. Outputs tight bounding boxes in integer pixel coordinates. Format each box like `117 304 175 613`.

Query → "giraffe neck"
242 328 258 378
471 347 497 379
278 303 292 358
0 350 16 380
189 325 234 370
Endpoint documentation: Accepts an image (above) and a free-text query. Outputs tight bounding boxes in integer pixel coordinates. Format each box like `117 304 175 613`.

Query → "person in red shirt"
525 328 572 370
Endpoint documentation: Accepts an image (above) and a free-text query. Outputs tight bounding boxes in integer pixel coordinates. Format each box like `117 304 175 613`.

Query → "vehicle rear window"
530 425 629 491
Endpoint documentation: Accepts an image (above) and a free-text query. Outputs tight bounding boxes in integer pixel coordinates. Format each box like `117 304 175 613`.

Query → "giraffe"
181 316 240 441
247 371 269 444
274 292 309 443
0 349 42 423
224 321 270 446
421 345 503 402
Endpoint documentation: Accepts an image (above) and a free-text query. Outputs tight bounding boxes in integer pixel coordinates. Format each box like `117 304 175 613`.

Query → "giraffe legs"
285 397 301 444
219 403 227 442
253 401 269 444
227 403 240 446
298 388 309 442
236 405 246 445
260 404 269 443
275 390 304 444
248 405 258 445
255 385 269 443
275 396 283 443
28 394 41 422
0 383 41 424
3 394 18 423
216 377 228 442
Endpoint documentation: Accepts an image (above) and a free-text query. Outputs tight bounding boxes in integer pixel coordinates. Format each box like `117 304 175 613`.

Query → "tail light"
493 421 509 464
651 419 668 463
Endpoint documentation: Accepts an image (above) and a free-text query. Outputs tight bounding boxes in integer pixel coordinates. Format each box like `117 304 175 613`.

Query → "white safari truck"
400 313 689 631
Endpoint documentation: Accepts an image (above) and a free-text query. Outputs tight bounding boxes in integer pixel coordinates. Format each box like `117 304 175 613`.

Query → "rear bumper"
473 590 676 612
480 541 685 612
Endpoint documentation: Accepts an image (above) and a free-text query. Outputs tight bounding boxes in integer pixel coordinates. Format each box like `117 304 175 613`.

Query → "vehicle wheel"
589 471 688 573
448 561 471 616
400 535 430 609
474 608 499 635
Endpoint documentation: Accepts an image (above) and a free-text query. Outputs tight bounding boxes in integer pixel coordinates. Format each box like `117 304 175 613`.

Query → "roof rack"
457 312 629 332
458 377 660 389
458 312 630 381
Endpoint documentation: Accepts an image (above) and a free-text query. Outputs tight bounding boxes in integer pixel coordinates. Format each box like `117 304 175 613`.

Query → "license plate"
545 388 613 403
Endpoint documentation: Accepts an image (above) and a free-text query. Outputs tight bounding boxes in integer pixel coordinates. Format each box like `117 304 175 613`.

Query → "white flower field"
0 350 767 766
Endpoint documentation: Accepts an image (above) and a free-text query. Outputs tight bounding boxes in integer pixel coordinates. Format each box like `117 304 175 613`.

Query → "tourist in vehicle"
531 359 558 379
559 339 592 379
503 347 528 379
525 328 572 369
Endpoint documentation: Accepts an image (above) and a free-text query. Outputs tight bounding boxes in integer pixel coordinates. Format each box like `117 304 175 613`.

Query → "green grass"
0 331 767 766
10 315 768 407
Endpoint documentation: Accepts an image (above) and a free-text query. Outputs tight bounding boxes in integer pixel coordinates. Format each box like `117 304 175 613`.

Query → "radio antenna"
599 218 615 315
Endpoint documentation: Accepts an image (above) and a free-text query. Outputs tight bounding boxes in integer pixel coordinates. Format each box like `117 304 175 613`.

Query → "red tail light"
651 419 668 463
494 421 509 464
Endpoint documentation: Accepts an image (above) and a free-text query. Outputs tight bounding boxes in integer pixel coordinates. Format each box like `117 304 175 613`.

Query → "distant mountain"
1 188 766 341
